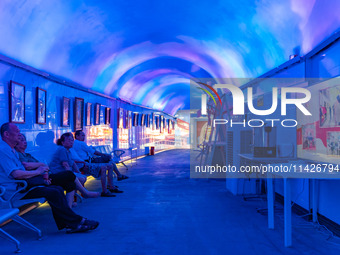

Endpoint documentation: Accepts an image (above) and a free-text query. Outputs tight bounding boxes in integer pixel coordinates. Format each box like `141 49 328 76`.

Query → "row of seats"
0 145 133 252
0 181 46 253
94 145 129 170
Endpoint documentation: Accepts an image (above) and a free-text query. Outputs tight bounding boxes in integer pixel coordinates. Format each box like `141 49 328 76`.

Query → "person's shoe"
117 175 129 181
108 187 124 193
83 219 99 230
101 191 116 197
66 224 92 234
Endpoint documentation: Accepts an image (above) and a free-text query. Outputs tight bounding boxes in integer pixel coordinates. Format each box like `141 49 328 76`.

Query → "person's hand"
44 179 52 185
83 163 89 172
40 162 48 167
36 166 49 175
22 162 29 169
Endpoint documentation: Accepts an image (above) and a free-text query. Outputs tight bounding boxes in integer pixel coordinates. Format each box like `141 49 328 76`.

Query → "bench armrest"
0 180 27 204
112 149 125 158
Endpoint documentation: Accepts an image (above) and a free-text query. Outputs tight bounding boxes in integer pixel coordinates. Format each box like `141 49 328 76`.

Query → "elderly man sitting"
73 130 129 181
0 122 99 234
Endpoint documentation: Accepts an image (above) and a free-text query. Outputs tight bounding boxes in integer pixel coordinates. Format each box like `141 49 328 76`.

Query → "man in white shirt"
73 130 128 181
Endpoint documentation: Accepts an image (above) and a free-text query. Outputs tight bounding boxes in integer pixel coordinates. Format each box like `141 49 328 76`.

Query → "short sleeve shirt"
18 152 39 163
0 140 26 199
49 146 74 174
72 140 95 161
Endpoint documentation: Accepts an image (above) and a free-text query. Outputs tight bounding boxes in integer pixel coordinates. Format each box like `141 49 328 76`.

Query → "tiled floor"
1 149 340 254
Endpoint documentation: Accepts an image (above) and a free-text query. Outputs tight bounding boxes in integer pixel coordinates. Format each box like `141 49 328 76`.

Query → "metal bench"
0 180 46 252
0 186 21 253
94 145 129 170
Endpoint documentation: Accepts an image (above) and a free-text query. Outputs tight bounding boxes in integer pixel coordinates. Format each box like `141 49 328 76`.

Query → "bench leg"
0 228 21 253
121 162 128 170
12 215 42 240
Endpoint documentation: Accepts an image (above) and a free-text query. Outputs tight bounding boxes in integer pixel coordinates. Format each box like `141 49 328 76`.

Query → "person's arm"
11 166 48 179
21 161 46 170
61 161 72 171
72 162 81 173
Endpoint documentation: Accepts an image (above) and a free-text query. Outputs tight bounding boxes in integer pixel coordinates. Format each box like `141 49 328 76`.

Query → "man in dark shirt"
0 122 99 233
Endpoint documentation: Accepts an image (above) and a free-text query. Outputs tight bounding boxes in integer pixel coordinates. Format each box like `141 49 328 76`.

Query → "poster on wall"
149 114 153 128
118 108 124 128
319 85 340 127
9 81 25 123
327 132 340 156
151 113 155 129
128 111 132 128
105 107 111 125
133 113 139 126
36 87 46 124
100 106 105 124
62 97 70 127
155 116 159 129
302 124 316 150
141 114 145 126
74 97 84 131
124 110 128 129
86 103 92 126
297 77 340 164
94 103 100 125
159 115 163 133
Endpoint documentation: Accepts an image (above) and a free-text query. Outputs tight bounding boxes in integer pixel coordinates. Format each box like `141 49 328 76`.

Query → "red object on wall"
150 146 155 155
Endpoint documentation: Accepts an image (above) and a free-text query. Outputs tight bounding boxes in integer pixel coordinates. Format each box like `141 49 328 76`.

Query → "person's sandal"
117 175 129 181
101 191 116 197
83 219 99 230
66 224 91 234
108 187 124 193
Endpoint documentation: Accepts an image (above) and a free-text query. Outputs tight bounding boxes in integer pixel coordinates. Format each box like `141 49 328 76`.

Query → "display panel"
297 77 340 164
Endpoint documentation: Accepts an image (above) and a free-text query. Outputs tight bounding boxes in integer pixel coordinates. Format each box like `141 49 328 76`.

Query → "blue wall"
0 56 175 162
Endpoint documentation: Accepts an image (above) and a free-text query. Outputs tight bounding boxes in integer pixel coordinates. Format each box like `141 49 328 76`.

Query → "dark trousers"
50 171 76 193
22 185 82 230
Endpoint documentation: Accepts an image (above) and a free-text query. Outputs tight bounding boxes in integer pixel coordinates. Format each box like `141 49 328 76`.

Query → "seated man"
73 130 128 181
70 147 121 196
0 122 99 233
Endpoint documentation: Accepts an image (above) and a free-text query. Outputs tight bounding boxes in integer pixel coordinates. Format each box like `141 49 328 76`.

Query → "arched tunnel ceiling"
0 0 340 115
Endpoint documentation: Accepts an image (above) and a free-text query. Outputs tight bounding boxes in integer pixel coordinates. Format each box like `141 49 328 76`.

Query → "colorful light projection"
0 0 340 115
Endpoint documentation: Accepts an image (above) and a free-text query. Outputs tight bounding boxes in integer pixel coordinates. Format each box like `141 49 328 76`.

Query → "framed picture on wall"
125 110 129 129
145 114 149 128
128 111 132 128
94 103 100 125
74 97 84 131
99 106 105 124
118 108 124 128
155 116 159 129
159 115 163 132
86 103 92 126
9 81 25 123
62 97 70 127
133 113 139 126
105 107 111 125
36 87 46 124
141 114 145 126
149 114 153 128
